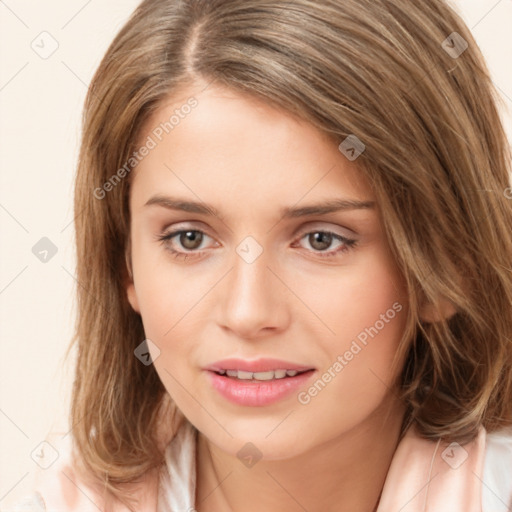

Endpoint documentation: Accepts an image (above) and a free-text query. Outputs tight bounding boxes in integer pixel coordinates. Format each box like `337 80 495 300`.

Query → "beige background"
1 0 511 506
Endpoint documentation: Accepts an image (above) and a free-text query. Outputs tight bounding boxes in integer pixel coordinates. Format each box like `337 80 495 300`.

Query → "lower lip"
206 370 316 407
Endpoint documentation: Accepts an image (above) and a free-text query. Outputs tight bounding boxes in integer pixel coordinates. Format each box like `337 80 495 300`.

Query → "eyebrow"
144 195 375 219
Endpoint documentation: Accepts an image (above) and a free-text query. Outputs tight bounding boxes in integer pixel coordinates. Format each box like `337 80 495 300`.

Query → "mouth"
205 357 315 377
209 368 314 381
205 367 316 406
204 358 316 406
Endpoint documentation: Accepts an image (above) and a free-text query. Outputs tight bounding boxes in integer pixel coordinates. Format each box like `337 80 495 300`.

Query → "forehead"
130 84 374 217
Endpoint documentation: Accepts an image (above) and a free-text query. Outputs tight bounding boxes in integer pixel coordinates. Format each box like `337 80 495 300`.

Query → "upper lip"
204 358 315 373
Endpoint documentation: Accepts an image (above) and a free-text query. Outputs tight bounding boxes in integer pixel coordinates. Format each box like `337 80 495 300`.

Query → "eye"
156 229 214 260
155 227 357 261
293 230 357 258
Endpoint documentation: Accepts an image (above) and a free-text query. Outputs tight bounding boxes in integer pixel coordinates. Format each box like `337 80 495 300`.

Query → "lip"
205 368 316 407
204 357 315 373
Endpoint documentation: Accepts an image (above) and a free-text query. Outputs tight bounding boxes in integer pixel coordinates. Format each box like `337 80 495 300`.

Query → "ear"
124 240 141 314
419 295 457 323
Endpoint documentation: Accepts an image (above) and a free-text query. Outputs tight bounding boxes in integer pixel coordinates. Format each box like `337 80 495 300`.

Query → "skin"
126 80 411 512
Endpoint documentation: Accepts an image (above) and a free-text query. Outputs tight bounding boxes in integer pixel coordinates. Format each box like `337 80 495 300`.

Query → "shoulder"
0 492 46 512
482 426 512 512
2 431 158 512
379 422 512 511
1 431 108 512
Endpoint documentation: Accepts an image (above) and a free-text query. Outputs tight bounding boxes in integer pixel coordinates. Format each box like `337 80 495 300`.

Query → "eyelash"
155 228 357 261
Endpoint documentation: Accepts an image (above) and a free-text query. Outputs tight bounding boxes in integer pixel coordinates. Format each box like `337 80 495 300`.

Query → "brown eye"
156 228 214 261
294 230 357 259
308 232 334 251
179 230 204 250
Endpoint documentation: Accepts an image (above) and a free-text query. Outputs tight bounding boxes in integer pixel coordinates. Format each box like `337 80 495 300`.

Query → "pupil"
310 232 331 250
181 231 202 249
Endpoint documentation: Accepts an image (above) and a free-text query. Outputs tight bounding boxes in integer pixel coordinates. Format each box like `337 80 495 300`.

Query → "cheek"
131 246 218 394
132 235 203 334
294 289 406 436
294 248 407 394
294 247 406 344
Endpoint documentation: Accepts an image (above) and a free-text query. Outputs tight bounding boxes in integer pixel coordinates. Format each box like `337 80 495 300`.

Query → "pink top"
4 419 512 512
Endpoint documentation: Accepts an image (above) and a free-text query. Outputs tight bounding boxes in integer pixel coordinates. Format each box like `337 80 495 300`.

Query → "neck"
195 395 406 512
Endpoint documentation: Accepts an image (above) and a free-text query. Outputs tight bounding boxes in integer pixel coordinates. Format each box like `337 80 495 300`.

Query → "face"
126 82 409 460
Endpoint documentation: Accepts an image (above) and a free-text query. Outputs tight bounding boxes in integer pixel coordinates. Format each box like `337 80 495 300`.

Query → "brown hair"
68 0 512 509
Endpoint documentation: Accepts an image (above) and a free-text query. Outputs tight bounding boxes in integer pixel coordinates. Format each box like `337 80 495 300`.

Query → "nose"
217 245 290 340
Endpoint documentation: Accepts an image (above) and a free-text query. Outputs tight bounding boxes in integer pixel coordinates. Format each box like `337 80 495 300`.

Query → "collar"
158 420 487 512
377 422 486 511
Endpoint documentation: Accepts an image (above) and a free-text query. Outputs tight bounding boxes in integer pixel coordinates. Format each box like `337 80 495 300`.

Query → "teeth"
218 369 306 380
237 370 255 379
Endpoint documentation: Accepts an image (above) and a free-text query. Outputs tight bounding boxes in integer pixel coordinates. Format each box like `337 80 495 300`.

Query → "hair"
66 0 512 509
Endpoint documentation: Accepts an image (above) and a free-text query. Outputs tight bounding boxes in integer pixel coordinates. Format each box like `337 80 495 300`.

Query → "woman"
5 0 512 510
